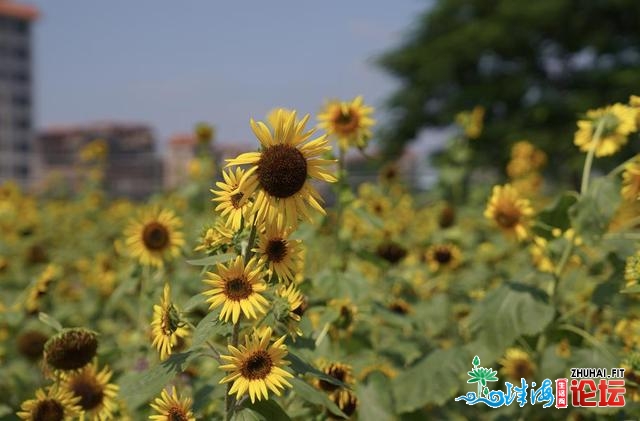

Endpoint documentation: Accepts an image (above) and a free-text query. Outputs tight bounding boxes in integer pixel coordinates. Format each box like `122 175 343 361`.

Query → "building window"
13 140 30 152
14 71 30 83
14 164 29 178
12 94 30 107
14 46 29 60
14 117 30 130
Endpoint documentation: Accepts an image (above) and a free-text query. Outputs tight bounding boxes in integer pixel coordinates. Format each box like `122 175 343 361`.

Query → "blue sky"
28 1 427 147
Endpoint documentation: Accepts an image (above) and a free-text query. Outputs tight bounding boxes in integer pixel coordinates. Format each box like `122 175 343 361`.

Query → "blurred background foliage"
377 0 640 181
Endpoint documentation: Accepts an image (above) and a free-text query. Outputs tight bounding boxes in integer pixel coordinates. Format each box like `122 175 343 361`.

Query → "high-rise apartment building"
0 1 38 187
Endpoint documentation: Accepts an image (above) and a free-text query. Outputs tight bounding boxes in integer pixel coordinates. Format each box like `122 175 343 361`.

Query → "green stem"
580 119 605 194
244 214 258 265
335 148 348 271
225 321 241 420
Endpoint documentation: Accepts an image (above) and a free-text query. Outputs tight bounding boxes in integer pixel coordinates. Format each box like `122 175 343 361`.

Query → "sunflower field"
1 97 640 421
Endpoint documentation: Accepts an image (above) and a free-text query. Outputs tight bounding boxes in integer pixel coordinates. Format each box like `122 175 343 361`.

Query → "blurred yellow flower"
499 348 536 381
455 106 484 139
151 284 189 361
124 208 184 268
622 156 640 202
318 95 375 151
484 184 534 241
574 103 637 157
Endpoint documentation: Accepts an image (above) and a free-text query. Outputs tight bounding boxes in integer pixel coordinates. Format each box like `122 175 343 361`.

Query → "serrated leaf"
118 351 197 409
468 282 555 350
231 408 263 421
38 312 63 332
186 253 235 266
290 377 346 418
392 347 470 412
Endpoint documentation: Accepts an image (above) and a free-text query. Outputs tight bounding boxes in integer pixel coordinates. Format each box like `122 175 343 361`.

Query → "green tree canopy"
378 0 640 177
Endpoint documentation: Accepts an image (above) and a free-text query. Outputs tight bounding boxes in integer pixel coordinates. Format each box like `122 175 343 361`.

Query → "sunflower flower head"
622 156 640 202
211 167 253 231
276 284 305 338
254 222 303 284
202 256 268 324
484 184 534 241
44 328 98 372
194 221 234 254
317 95 376 151
18 386 82 421
499 348 536 381
425 243 461 272
625 254 640 288
219 327 294 403
124 208 184 268
227 109 337 228
149 386 195 421
61 363 119 420
574 103 638 157
151 284 189 361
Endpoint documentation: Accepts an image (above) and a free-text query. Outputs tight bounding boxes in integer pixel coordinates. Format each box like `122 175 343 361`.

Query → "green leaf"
621 283 640 294
534 192 578 236
570 177 621 245
38 312 63 332
288 352 346 388
472 355 480 367
186 253 235 266
231 408 263 421
290 377 346 418
356 372 395 421
468 282 555 351
190 309 227 350
243 399 292 421
183 293 206 312
118 351 197 410
392 347 470 412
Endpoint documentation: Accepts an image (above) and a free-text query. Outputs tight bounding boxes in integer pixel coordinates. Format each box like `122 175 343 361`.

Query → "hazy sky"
28 1 427 147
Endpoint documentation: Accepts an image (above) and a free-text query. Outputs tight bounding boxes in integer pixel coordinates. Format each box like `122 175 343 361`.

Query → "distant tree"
377 0 640 178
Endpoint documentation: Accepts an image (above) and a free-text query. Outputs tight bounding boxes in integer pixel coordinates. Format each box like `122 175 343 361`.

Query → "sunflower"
24 264 61 315
61 363 119 421
211 167 253 231
18 386 82 421
317 95 375 151
425 243 461 272
227 109 336 228
622 156 640 202
44 328 98 371
202 256 268 324
329 389 358 419
499 348 536 381
124 208 184 268
193 221 234 253
277 284 305 338
574 103 637 157
529 237 554 273
151 284 189 361
149 386 195 421
316 362 353 393
254 222 303 283
484 184 534 241
219 327 294 403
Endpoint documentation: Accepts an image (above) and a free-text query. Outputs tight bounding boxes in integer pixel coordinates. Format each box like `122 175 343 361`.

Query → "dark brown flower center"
240 350 273 380
319 365 348 392
513 359 534 379
292 296 308 317
434 248 452 264
230 192 244 209
167 406 189 421
495 208 520 229
333 109 359 134
33 399 64 421
44 329 98 371
389 301 410 315
375 242 407 265
257 144 308 198
224 277 253 301
161 305 181 335
70 375 104 410
142 222 170 251
266 238 288 263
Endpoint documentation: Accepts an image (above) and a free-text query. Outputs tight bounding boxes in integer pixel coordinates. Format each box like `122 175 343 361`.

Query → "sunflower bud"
44 328 98 371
